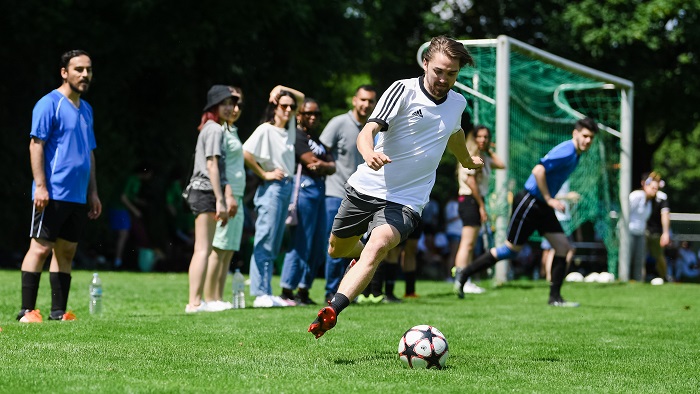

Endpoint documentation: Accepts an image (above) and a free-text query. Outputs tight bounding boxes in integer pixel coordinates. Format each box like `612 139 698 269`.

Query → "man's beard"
69 80 90 94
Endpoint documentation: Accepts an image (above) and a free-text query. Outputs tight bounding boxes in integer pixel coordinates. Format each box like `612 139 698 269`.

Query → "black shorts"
506 190 563 246
332 185 420 243
30 200 88 243
187 189 216 216
458 195 481 227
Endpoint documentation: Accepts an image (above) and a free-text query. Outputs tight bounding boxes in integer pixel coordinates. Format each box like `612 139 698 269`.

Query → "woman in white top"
243 86 304 307
453 125 505 294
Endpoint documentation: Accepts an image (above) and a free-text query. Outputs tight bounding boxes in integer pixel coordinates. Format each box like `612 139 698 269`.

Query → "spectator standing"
244 86 304 308
280 99 335 305
203 86 246 311
183 85 236 313
453 125 504 294
645 172 671 281
18 50 101 323
628 173 661 282
320 85 377 302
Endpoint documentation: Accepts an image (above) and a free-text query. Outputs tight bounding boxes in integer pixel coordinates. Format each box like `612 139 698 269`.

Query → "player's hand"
660 232 671 248
33 184 49 212
547 198 565 213
364 152 391 171
263 168 287 181
88 192 102 219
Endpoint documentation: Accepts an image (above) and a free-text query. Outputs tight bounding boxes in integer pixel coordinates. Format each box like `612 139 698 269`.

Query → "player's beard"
69 80 90 94
427 81 449 99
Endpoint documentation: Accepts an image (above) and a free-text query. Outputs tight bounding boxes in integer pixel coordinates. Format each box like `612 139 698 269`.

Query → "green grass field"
1 269 698 393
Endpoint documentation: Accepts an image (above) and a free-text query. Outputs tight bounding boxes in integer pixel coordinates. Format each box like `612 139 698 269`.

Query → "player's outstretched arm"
358 122 391 171
448 130 483 169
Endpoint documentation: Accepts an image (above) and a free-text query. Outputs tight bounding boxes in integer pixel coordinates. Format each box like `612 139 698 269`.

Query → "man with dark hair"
455 117 599 307
17 50 101 323
319 85 377 303
309 36 483 338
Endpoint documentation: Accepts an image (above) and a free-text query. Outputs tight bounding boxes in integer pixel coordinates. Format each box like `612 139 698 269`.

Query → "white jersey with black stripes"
347 76 466 215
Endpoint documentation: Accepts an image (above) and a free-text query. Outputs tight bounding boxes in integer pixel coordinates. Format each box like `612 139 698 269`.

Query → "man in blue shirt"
455 117 598 307
17 50 102 323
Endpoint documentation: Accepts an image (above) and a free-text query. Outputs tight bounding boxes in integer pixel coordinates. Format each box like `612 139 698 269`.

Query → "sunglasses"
300 111 322 116
278 103 297 110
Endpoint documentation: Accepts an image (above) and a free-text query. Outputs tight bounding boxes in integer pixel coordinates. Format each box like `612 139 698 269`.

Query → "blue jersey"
524 140 579 201
30 90 96 204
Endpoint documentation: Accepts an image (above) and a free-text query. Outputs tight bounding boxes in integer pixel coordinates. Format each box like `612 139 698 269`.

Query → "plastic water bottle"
89 273 103 315
232 269 246 309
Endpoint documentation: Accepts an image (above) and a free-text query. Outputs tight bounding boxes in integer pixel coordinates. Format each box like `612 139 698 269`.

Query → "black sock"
458 252 498 285
549 256 566 300
404 271 416 295
370 263 385 297
385 263 399 298
50 272 71 313
330 293 350 315
21 271 42 311
281 288 295 299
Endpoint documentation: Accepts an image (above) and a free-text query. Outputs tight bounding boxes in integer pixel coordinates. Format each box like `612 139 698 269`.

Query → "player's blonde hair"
423 36 474 68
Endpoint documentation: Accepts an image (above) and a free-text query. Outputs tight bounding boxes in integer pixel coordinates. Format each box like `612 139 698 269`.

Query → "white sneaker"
253 295 274 308
204 300 231 312
271 295 296 307
463 282 486 294
185 302 207 313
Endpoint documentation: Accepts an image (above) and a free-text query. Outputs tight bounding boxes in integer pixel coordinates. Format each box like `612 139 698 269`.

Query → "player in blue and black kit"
455 117 598 307
17 50 101 323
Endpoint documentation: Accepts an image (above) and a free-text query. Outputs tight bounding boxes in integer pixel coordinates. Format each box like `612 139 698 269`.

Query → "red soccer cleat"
308 305 337 339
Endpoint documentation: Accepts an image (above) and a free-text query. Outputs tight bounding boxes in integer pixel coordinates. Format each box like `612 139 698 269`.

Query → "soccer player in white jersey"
309 36 483 338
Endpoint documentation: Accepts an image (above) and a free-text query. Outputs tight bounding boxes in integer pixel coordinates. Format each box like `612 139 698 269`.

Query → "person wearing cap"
203 86 246 311
243 85 305 308
183 85 238 313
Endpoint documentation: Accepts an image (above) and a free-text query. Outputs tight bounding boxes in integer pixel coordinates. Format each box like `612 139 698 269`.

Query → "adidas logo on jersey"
410 109 423 119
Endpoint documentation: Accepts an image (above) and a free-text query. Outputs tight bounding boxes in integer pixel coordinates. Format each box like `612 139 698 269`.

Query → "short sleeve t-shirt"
30 89 96 204
295 127 331 179
189 120 227 191
319 111 363 198
222 123 246 197
523 140 580 201
347 76 466 214
243 122 296 177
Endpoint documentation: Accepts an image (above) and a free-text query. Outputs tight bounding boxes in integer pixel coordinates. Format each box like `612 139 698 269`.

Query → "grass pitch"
0 270 698 393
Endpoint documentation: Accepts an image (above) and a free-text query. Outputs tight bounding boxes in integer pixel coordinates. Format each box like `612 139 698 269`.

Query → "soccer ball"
397 325 449 369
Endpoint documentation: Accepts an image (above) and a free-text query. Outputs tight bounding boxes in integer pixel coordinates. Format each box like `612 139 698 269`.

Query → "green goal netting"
424 37 633 276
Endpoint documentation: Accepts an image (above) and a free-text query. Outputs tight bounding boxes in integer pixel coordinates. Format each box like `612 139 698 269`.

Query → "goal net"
419 36 634 281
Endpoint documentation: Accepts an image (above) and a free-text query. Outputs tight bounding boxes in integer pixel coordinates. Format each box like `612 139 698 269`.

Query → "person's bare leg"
336 224 402 301
188 213 216 307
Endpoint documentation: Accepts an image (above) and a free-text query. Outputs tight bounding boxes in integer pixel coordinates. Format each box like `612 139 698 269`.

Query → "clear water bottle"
89 273 103 315
232 269 246 309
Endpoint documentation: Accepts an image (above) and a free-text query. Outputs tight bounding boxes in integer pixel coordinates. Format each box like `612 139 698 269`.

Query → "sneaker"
272 295 296 307
368 294 384 304
308 305 337 339
548 297 580 308
18 309 43 323
295 294 317 306
49 310 77 321
383 294 403 303
253 295 274 308
185 302 207 313
463 282 486 294
453 279 465 298
355 294 369 304
204 300 231 312
404 293 420 299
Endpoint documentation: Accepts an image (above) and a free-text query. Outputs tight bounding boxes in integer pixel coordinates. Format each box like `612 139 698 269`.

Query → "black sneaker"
548 297 580 307
383 294 403 303
294 294 317 306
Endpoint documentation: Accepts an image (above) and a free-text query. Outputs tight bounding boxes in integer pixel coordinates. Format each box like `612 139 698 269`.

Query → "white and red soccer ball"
398 325 449 369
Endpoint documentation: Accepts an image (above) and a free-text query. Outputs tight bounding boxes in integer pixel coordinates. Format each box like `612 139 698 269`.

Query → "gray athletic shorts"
331 184 420 243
